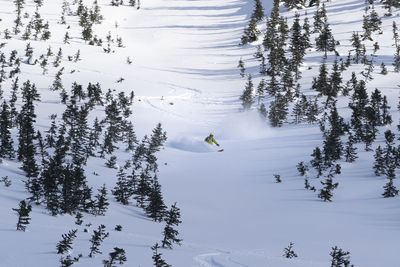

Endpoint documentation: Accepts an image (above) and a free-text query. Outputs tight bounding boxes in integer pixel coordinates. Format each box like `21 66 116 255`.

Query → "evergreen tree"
94 184 109 216
237 58 245 77
112 169 132 205
240 75 254 110
315 18 336 58
350 32 362 63
251 0 264 22
290 12 305 80
102 247 127 267
311 146 323 177
89 224 109 257
145 176 167 222
344 133 358 163
12 200 32 231
382 177 399 198
258 103 268 119
0 101 15 159
18 81 40 178
268 94 288 127
151 243 171 267
283 242 298 258
57 229 78 254
329 246 352 267
312 61 330 96
373 146 385 176
161 203 182 249
318 174 339 202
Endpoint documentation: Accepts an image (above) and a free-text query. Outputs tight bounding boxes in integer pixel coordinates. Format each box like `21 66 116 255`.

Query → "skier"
204 133 220 147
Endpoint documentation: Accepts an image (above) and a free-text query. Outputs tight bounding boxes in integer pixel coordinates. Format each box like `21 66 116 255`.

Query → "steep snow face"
0 0 399 266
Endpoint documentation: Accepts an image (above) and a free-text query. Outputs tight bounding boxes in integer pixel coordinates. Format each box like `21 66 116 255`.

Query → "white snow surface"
0 0 399 266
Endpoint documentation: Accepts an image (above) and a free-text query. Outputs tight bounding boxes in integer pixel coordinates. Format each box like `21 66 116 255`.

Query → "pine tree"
311 147 323 177
315 18 336 58
89 224 109 257
312 61 330 96
380 62 388 75
145 176 167 222
283 242 298 258
258 103 267 119
162 203 182 249
381 96 392 126
151 243 171 267
374 146 386 175
268 94 288 127
94 184 109 216
290 12 305 80
112 169 132 205
330 246 352 267
102 247 127 267
382 177 399 198
344 133 358 163
57 229 78 254
350 32 362 64
237 58 245 77
12 200 32 231
18 81 40 178
0 101 15 159
296 161 309 176
329 59 343 97
240 75 254 110
318 174 339 202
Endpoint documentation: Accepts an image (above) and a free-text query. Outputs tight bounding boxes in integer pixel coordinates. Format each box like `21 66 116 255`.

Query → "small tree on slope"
12 200 32 231
161 203 182 249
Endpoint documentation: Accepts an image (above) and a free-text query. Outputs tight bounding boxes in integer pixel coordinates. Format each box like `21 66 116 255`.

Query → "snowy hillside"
0 0 399 266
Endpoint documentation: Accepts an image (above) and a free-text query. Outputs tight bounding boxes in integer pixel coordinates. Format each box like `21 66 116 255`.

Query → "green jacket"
205 135 219 145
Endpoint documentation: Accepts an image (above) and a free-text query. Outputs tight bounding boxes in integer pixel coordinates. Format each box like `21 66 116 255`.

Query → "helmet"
210 132 214 136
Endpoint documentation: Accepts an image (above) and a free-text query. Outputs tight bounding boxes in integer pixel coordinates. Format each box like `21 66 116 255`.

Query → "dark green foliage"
145 176 167 222
330 246 352 267
238 58 245 77
344 134 358 163
75 212 83 225
318 174 339 202
240 75 254 110
0 101 15 159
12 200 32 231
18 80 40 178
112 169 132 205
162 203 182 249
274 174 282 183
57 229 78 254
114 225 122 231
311 147 323 177
382 178 399 198
312 61 329 96
105 156 117 168
258 103 267 119
296 161 309 176
89 224 109 257
269 94 288 127
152 243 171 267
94 184 109 216
315 9 336 57
283 242 298 258
103 247 127 267
373 146 385 176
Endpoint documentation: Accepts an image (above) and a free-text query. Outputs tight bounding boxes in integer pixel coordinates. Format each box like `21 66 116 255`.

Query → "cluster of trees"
238 0 400 201
282 242 353 267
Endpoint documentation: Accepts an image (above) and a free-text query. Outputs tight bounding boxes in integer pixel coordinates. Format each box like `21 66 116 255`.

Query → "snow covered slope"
0 0 399 266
